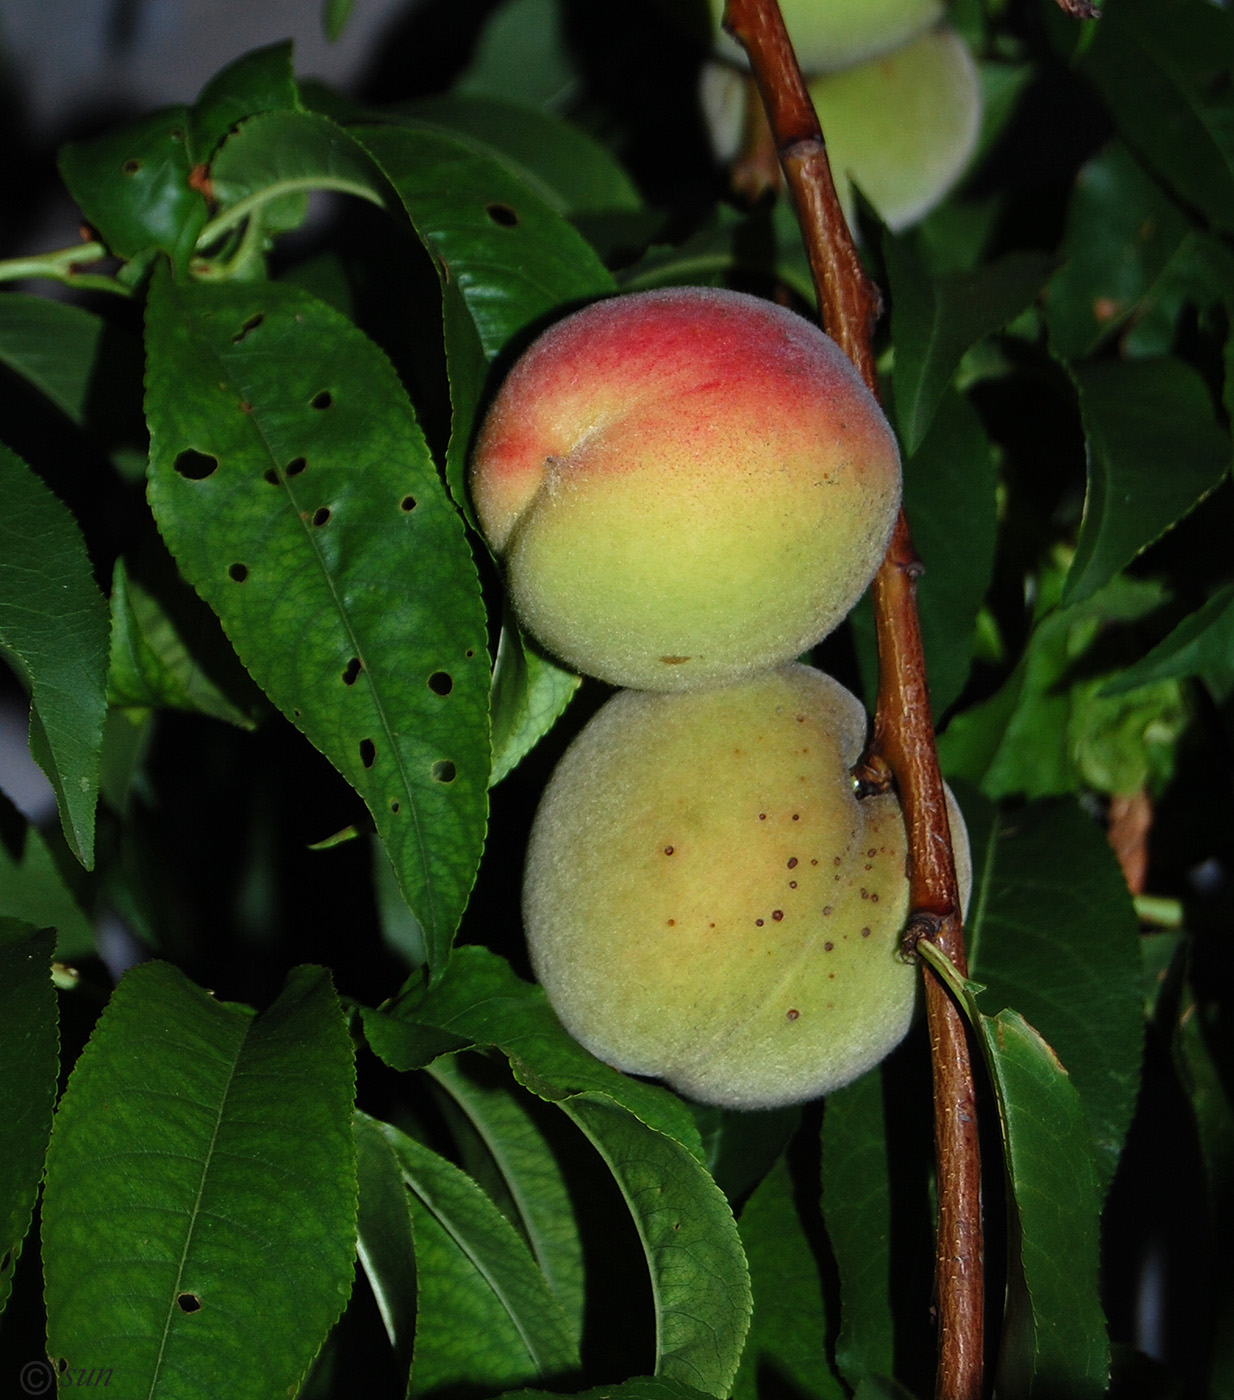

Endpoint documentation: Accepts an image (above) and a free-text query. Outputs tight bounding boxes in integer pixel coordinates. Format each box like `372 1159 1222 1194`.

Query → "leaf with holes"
58 108 208 269
0 921 58 1318
144 264 489 969
41 961 356 1397
346 121 614 506
0 442 108 869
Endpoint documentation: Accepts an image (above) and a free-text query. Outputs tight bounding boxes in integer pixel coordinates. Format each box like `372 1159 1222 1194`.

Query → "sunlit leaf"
42 962 357 1396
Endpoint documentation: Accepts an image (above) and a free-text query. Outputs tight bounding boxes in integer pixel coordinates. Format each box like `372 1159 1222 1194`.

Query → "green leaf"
0 442 108 868
734 1153 843 1400
372 1113 580 1396
189 41 301 163
354 1109 417 1385
346 120 614 509
1102 582 1234 705
455 0 579 110
429 1054 585 1344
42 962 357 1395
1065 358 1230 606
323 0 356 41
204 108 389 252
562 1093 751 1398
144 265 489 970
399 94 642 218
0 798 95 960
58 107 208 268
0 294 106 425
886 237 1052 455
960 790 1144 1192
1080 0 1234 235
938 572 1179 801
1043 143 1191 362
900 389 998 720
373 945 705 1156
107 556 261 727
490 616 579 785
501 1378 717 1400
981 1007 1109 1399
0 921 58 1318
820 1071 895 1389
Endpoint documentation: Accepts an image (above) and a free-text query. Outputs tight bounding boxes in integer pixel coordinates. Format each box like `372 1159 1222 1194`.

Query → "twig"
720 4 984 1398
0 241 129 296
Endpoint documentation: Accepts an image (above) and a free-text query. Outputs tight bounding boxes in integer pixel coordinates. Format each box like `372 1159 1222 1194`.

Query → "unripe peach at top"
690 0 946 75
469 288 901 691
524 665 972 1110
808 26 982 233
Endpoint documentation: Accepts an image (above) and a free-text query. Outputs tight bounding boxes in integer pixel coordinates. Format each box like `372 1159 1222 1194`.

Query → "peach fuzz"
523 664 974 1109
469 287 901 691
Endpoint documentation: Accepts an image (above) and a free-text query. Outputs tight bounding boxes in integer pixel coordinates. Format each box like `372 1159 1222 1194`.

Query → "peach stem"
720 4 984 1398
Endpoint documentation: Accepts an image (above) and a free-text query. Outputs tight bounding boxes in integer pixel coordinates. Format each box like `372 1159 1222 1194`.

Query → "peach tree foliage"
0 2 1230 1397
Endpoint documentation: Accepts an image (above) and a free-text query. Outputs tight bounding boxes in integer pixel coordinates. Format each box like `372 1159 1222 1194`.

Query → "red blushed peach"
470 287 901 691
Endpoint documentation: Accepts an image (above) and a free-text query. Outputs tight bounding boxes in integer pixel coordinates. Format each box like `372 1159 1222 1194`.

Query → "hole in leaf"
122 158 141 175
176 1292 202 1313
264 468 279 485
390 800 401 814
0 1251 10 1273
312 507 331 527
286 456 307 476
56 1358 69 1374
228 563 248 582
400 495 418 513
431 760 456 784
465 649 475 658
311 390 333 410
486 202 518 227
428 671 453 696
233 313 265 343
174 449 218 480
360 739 376 769
342 658 362 685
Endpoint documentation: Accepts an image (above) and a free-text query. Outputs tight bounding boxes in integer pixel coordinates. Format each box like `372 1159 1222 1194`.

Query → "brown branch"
720 4 983 1399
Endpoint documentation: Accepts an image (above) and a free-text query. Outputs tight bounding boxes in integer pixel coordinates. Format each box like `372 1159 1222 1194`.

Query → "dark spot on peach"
834 856 842 866
787 857 798 869
755 918 764 927
758 813 767 821
811 858 819 866
772 910 783 921
824 941 834 951
861 927 871 938
792 813 800 821
786 1008 800 1021
660 655 691 665
823 905 832 916
664 846 674 855
871 893 879 903
868 848 877 858
667 919 675 926
789 881 797 889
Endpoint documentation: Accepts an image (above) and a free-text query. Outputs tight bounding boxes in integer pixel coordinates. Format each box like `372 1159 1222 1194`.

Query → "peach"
523 665 972 1110
696 0 946 75
808 26 983 233
469 288 901 691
